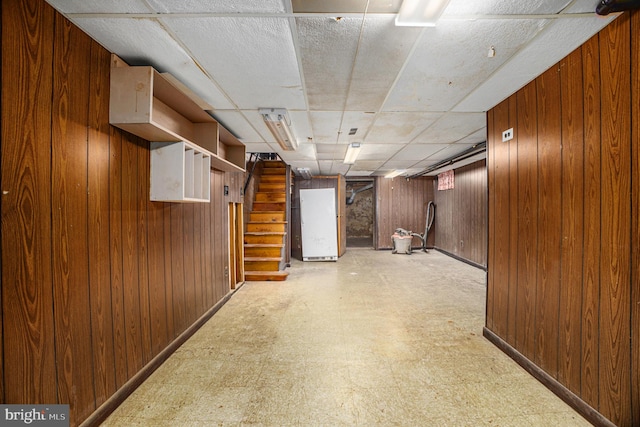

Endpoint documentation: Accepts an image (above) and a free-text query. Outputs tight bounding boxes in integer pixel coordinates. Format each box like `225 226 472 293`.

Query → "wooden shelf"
150 141 211 202
109 55 245 173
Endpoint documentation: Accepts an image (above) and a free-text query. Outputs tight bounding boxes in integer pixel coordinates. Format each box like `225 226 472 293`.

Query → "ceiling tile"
318 160 350 175
291 160 322 175
379 159 413 169
455 128 487 145
64 18 234 109
346 170 374 176
444 0 572 15
383 19 547 112
389 144 448 161
316 144 345 154
292 0 402 13
332 162 353 175
212 110 263 142
413 112 486 144
357 144 402 160
289 110 314 145
310 111 343 143
278 143 317 161
412 158 444 168
316 144 347 160
337 112 377 143
366 112 442 143
244 142 277 153
428 143 479 161
146 0 287 13
47 0 620 175
165 17 306 110
345 16 422 111
453 15 616 112
296 17 362 110
46 0 152 13
317 152 338 160
351 160 385 170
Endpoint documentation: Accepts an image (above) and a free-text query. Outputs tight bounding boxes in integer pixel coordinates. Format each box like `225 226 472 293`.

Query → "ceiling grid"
49 0 617 176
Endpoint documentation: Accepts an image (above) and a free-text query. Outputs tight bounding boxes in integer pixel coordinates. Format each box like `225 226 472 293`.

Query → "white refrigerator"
300 188 338 261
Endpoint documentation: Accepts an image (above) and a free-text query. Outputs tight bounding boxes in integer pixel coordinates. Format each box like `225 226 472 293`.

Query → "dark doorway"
346 179 374 248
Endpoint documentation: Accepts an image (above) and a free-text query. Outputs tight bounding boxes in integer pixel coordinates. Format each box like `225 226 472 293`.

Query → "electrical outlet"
502 128 513 142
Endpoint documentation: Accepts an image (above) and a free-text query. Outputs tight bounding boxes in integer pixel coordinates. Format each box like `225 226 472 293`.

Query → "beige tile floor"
102 249 591 426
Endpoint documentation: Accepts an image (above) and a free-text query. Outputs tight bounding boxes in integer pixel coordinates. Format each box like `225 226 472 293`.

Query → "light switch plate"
502 128 513 142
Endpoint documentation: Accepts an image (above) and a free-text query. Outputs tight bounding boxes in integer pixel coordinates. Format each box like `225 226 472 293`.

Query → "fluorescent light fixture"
296 167 312 179
395 0 451 26
385 169 406 178
343 142 362 164
259 108 298 151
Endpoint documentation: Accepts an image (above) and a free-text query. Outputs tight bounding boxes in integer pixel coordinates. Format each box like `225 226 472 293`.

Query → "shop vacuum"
391 201 435 254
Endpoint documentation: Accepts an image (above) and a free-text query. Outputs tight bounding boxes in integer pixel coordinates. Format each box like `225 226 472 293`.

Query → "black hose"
423 201 435 251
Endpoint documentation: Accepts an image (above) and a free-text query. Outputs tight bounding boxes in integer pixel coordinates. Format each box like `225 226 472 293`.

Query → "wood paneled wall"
631 13 640 427
226 171 245 204
433 160 487 267
375 176 434 250
1 1 233 425
486 13 638 426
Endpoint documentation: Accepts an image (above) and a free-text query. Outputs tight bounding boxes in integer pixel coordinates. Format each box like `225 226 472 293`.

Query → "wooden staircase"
244 160 289 281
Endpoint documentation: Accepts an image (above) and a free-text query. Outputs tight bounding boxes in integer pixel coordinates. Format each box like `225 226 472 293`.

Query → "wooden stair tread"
244 231 286 235
244 270 289 281
245 257 282 262
244 161 288 282
248 221 287 224
247 221 286 224
245 270 289 275
255 195 286 201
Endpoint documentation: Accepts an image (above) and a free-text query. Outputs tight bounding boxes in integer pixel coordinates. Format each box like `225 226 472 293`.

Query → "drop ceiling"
46 0 617 177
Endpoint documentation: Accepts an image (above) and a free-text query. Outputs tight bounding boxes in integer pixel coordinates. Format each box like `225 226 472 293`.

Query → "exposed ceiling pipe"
346 182 374 205
408 141 487 179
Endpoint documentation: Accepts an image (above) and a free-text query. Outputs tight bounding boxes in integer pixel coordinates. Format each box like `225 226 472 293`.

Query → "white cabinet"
150 141 211 202
109 55 246 173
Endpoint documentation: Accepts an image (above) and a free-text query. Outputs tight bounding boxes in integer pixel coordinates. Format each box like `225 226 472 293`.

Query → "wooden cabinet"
150 141 211 202
109 55 245 178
